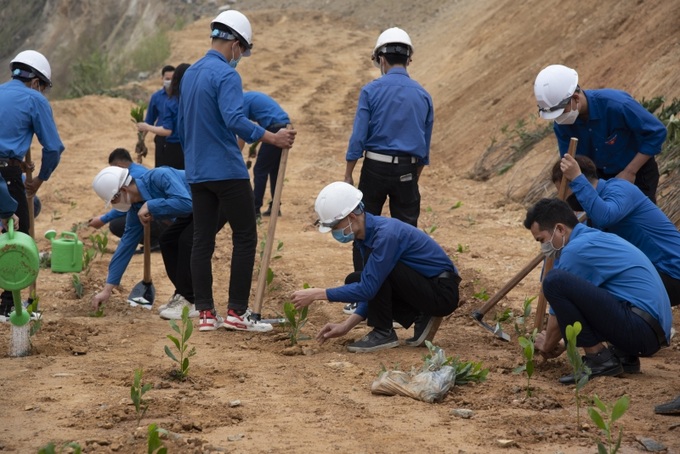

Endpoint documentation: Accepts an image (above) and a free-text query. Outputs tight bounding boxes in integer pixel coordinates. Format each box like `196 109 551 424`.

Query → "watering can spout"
8 290 29 327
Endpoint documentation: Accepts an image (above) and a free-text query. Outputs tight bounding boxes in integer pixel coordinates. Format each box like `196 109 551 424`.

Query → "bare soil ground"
1 1 679 453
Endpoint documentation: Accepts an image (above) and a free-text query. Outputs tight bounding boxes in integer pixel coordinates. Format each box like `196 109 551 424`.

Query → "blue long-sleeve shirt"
326 213 459 318
345 67 433 164
570 175 680 280
106 167 192 285
242 91 290 129
0 174 17 219
178 50 265 183
161 97 180 143
555 223 672 343
100 163 150 224
554 89 667 175
0 79 65 181
144 88 170 127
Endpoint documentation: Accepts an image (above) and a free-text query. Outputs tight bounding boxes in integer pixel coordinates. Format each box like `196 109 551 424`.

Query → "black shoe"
263 202 281 217
135 243 161 255
347 329 399 353
654 395 680 415
404 315 443 347
558 348 624 385
609 345 641 374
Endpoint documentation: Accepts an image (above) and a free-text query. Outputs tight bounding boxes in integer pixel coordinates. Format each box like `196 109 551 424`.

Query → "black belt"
0 158 23 168
631 306 669 347
435 271 462 285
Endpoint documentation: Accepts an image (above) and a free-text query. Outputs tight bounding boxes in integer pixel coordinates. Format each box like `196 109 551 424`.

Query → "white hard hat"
315 182 363 233
534 64 579 120
10 50 52 86
92 166 131 204
372 27 413 68
211 10 253 56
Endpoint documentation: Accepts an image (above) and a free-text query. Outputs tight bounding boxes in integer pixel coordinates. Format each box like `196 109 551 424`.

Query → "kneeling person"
291 182 461 353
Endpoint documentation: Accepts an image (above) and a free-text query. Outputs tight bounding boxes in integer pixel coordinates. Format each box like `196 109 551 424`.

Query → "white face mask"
555 99 579 125
111 192 132 212
163 80 171 89
540 226 565 259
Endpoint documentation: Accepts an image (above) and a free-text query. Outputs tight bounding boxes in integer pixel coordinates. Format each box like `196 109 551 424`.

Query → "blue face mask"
331 220 355 243
229 43 242 68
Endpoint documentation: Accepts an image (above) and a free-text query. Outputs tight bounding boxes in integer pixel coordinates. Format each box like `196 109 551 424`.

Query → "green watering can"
45 229 83 273
0 219 40 326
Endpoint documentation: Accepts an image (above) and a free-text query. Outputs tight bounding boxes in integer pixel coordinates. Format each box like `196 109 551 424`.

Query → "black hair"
161 65 175 76
168 63 190 99
523 198 579 231
381 52 409 66
550 155 598 183
108 148 133 164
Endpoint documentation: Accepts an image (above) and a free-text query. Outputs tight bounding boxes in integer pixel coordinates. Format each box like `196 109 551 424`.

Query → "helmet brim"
318 225 332 233
539 108 565 120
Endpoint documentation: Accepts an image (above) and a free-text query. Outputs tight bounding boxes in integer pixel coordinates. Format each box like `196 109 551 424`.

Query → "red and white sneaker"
198 310 223 331
223 308 273 332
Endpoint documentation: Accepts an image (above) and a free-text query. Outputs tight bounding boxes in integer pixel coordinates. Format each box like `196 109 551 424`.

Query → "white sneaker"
128 298 154 310
223 308 273 332
343 302 357 315
159 296 199 320
158 294 180 313
198 310 224 331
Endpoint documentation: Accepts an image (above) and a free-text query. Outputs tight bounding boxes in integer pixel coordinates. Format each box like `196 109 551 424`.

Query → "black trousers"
153 135 167 168
345 262 459 331
156 141 185 170
109 216 167 247
598 156 659 204
0 166 29 314
253 124 284 213
190 179 255 312
159 215 194 302
659 271 680 307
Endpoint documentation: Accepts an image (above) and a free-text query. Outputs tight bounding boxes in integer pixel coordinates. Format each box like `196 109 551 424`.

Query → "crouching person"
291 182 461 353
524 198 671 384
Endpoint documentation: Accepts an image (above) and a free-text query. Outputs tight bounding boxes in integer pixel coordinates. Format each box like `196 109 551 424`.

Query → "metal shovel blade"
471 311 511 342
127 280 155 307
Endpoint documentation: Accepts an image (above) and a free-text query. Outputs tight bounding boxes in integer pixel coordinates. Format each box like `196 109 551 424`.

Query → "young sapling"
164 306 196 380
565 321 591 427
131 368 153 426
589 394 630 454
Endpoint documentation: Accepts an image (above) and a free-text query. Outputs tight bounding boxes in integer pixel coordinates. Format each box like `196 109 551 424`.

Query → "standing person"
88 148 166 251
0 50 64 319
291 182 461 353
90 166 196 316
524 198 671 384
177 10 296 332
534 64 667 203
241 91 291 218
137 64 190 170
552 154 680 307
144 65 175 168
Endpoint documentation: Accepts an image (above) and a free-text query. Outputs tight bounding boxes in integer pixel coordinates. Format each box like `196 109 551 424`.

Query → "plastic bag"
371 365 456 403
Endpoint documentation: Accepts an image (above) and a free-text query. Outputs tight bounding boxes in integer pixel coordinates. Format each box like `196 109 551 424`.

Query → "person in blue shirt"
90 166 196 316
535 64 667 203
88 148 167 251
291 182 461 353
551 154 680 307
0 50 64 318
144 65 175 168
138 64 189 170
241 91 291 218
177 10 296 333
524 198 672 384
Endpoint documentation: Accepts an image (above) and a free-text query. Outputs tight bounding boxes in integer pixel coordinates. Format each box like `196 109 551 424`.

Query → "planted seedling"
147 423 168 454
422 224 438 235
283 288 309 346
164 306 196 380
89 303 105 318
72 273 84 299
566 321 591 427
588 394 630 454
514 295 536 335
450 201 463 210
456 243 469 253
25 294 42 338
38 441 82 454
131 368 153 426
513 328 538 397
423 341 489 385
473 288 490 302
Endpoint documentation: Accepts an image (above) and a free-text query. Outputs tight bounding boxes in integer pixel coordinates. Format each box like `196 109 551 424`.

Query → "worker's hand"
615 168 636 184
20 160 35 174
136 122 150 133
316 322 352 344
271 128 296 149
92 287 112 310
560 154 582 181
534 330 565 359
291 287 325 310
344 175 354 186
137 203 152 225
1 214 19 231
88 216 105 229
25 177 43 197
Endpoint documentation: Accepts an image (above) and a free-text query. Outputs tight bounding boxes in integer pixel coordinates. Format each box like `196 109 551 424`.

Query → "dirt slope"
0 1 679 453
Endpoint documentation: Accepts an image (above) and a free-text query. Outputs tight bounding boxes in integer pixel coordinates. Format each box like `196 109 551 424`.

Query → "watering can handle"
7 218 14 239
60 232 79 241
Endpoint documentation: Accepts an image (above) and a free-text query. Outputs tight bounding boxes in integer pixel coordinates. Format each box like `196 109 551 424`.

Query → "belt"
365 151 417 164
631 306 669 347
0 158 23 168
436 271 462 285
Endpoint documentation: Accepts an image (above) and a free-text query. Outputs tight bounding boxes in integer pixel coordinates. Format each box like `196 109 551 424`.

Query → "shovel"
127 222 155 307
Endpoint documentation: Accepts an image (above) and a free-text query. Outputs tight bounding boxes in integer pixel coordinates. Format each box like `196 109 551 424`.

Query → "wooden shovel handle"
143 222 151 283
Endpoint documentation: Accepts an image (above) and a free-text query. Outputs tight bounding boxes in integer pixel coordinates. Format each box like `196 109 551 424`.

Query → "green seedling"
82 247 96 275
131 368 153 426
422 224 438 235
589 394 630 454
423 341 489 385
26 295 42 338
131 102 146 123
131 102 149 161
513 328 538 397
72 273 84 299
89 303 105 318
450 201 463 210
38 441 82 454
514 296 536 335
283 298 309 346
89 230 109 256
456 243 469 253
473 288 490 302
147 423 168 454
164 306 196 380
566 321 591 427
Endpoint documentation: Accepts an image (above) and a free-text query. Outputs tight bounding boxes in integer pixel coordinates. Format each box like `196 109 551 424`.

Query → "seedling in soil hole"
147 423 168 454
283 301 309 346
89 303 105 318
131 368 153 426
164 305 196 380
588 394 629 454
566 321 591 427
72 273 84 299
514 295 536 336
513 328 538 397
38 441 82 454
26 294 43 338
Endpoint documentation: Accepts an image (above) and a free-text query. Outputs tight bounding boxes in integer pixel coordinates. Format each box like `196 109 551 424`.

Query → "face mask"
332 220 355 243
229 43 242 68
540 226 565 259
111 192 132 212
163 80 171 89
555 99 579 125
